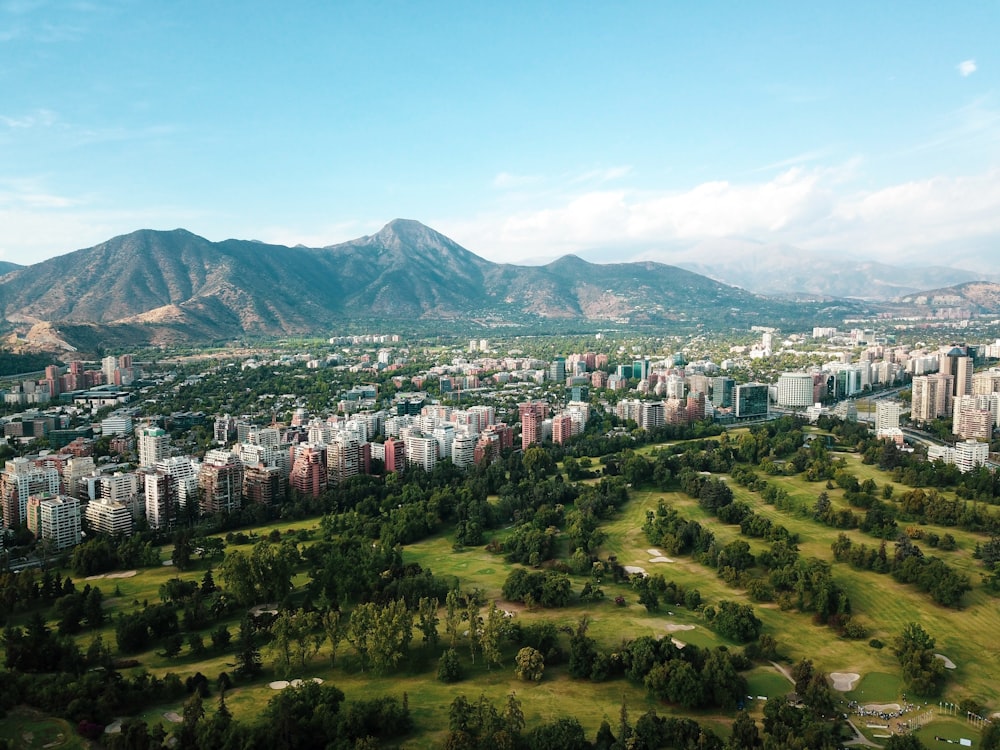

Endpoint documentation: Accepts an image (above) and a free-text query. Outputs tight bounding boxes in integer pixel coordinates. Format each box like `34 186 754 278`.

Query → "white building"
1 458 61 529
875 400 902 434
28 494 81 550
157 456 201 510
137 426 169 467
84 499 133 536
451 434 476 469
776 373 815 408
101 412 134 436
62 456 96 500
404 433 438 472
928 440 990 473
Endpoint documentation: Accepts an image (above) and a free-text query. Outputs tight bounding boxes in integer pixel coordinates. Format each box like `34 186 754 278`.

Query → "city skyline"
1 2 998 272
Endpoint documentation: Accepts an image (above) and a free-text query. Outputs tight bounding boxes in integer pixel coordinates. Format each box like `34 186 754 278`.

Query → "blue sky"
1 1 998 272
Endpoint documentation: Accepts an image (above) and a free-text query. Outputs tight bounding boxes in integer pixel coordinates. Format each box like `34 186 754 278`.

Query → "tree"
445 589 462 647
727 710 761 749
480 602 507 670
893 622 946 697
162 632 184 659
417 596 440 651
514 647 544 682
322 608 348 666
233 616 262 679
438 647 464 682
523 446 555 481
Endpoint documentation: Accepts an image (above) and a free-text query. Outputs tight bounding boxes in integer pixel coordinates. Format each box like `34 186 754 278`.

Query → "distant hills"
0 219 981 351
670 240 994 299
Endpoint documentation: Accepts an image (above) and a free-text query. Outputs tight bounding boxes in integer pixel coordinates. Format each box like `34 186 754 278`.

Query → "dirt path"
770 660 795 685
844 719 882 747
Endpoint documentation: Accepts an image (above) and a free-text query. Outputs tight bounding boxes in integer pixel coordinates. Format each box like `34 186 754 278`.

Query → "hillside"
673 240 990 299
0 220 866 348
897 281 1000 313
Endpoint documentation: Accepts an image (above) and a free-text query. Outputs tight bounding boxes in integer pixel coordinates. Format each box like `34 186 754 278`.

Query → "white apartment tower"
137 426 170 468
777 373 815 408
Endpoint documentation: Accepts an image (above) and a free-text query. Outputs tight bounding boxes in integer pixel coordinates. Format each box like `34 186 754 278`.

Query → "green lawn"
0 708 87 750
12 439 1000 745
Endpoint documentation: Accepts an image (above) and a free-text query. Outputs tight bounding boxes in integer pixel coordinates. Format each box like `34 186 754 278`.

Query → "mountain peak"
373 219 447 248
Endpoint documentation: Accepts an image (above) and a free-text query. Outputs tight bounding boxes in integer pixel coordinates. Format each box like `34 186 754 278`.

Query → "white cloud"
958 59 977 77
441 164 1000 273
0 108 56 129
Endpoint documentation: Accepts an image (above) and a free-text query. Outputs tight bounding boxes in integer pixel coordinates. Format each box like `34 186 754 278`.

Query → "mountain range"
0 219 993 351
663 239 996 299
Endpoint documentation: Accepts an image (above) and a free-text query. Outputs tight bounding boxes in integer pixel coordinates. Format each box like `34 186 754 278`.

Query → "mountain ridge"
0 220 888 348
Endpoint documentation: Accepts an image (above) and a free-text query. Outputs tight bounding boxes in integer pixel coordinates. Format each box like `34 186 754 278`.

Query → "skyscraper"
137 426 169 468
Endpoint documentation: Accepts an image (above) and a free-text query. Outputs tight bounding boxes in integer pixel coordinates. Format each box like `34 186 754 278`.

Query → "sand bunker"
829 672 861 691
270 677 320 689
671 637 686 649
647 549 662 556
664 623 696 633
934 653 957 669
863 703 901 712
104 720 123 734
85 574 106 581
624 565 646 576
163 712 182 723
251 603 280 616
107 570 138 579
161 560 173 566
649 556 675 563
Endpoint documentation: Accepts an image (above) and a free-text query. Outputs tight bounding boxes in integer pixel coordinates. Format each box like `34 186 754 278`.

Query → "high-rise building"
952 395 998 441
101 472 142 520
776 373 815 408
875 400 903 435
140 468 173 530
451 434 476 468
289 444 327 497
405 434 438 472
939 348 973 398
383 437 405 473
928 440 990 473
137 426 169 468
518 401 548 450
157 456 201 511
638 401 665 430
711 377 735 408
327 432 363 485
551 414 574 445
199 449 244 515
85 498 133 536
62 456 96 500
27 494 81 549
548 357 566 384
734 384 769 419
238 442 289 477
973 369 1000 396
1 458 61 529
243 463 286 506
911 373 954 423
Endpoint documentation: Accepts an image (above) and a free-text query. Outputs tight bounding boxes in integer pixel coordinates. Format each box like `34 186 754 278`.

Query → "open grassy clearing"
132 643 729 749
9 436 999 746
594 453 1000 715
745 667 793 698
0 708 86 750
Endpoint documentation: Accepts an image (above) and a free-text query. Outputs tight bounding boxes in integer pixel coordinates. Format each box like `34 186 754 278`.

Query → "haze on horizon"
0 2 997 274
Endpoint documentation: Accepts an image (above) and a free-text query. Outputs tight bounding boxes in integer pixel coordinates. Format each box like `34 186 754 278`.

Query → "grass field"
6 438 1000 747
0 707 87 750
